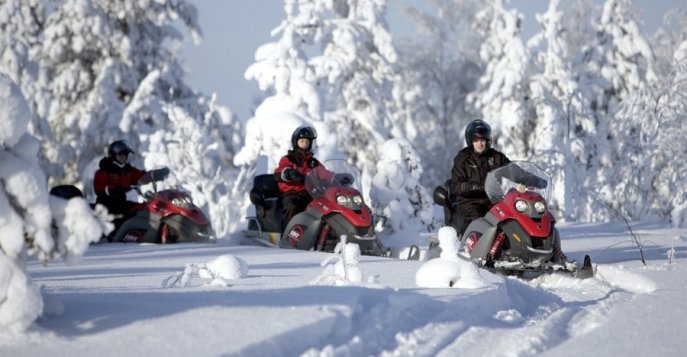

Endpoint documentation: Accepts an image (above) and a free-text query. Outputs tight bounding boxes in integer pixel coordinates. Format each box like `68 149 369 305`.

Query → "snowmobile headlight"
351 195 363 210
534 201 546 213
336 195 363 210
337 195 351 207
172 196 193 208
515 200 528 213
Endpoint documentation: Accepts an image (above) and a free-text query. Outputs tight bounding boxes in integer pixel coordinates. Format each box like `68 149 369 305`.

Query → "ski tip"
576 255 594 279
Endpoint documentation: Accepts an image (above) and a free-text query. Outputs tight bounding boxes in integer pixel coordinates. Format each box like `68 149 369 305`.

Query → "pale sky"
180 0 684 122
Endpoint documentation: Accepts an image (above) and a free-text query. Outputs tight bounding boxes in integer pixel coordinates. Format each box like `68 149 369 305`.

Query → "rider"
93 140 170 221
449 120 571 266
274 126 325 230
449 119 510 236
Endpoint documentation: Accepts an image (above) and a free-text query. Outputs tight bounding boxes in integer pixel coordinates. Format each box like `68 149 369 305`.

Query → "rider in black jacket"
450 120 510 235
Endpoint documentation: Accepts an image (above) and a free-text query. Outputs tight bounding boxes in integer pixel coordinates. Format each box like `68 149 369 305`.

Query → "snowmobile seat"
50 185 84 199
250 174 281 215
249 174 283 233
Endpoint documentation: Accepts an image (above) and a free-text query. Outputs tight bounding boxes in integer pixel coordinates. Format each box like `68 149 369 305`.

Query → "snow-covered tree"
370 139 437 248
0 75 107 333
605 54 687 224
395 0 485 186
651 7 687 78
526 0 605 220
239 0 335 171
38 0 203 185
591 0 664 221
0 0 52 149
592 0 657 114
467 0 531 159
236 1 343 226
311 0 404 178
135 81 238 239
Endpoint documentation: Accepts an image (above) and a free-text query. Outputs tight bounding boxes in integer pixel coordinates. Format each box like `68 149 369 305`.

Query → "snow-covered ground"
3 221 686 356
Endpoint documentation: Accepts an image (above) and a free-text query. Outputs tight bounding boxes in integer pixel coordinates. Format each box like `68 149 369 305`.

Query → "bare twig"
590 193 646 266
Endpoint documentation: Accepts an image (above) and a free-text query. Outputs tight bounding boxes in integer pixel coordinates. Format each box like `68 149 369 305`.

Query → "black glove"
536 177 548 189
151 167 171 181
460 182 482 193
334 173 354 186
281 168 304 182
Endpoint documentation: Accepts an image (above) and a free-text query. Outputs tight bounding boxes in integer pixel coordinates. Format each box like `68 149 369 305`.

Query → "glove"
536 177 548 189
151 167 171 181
281 168 304 182
460 182 482 193
334 173 354 186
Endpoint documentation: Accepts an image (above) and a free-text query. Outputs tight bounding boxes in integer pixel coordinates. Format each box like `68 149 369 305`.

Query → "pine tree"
0 74 106 333
0 0 52 153
312 0 404 178
527 0 602 220
467 0 531 159
370 139 437 244
592 0 660 220
395 0 485 186
39 0 204 185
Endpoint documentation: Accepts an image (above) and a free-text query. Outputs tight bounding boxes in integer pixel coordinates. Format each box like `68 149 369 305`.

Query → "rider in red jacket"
274 126 324 230
93 140 169 217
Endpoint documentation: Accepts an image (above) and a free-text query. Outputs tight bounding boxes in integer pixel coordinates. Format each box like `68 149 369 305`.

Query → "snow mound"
415 226 493 289
594 264 656 294
415 257 493 289
311 242 381 286
200 254 249 280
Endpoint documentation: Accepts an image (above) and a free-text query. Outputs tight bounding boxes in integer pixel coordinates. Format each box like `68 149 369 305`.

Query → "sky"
6 221 687 356
179 0 685 122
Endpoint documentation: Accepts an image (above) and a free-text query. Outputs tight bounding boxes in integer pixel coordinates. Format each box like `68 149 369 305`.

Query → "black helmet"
291 126 317 150
108 140 134 157
465 119 491 147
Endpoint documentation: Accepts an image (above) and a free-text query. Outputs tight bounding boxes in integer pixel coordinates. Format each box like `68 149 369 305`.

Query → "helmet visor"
296 126 317 140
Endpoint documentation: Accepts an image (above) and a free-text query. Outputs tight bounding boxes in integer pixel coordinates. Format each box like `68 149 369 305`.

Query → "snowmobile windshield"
304 160 362 199
484 161 552 204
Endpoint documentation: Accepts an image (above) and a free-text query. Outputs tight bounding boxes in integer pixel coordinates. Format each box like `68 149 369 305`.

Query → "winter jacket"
274 149 323 193
93 157 147 214
450 147 510 213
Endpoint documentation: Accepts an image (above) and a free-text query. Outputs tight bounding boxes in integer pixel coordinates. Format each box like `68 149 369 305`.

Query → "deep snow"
2 221 686 356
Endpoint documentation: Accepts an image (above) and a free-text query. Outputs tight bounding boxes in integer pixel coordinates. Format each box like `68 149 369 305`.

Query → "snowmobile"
50 175 214 244
243 160 383 255
432 161 593 278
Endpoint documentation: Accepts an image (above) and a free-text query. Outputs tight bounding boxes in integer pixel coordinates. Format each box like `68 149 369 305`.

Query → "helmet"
108 140 134 157
291 126 317 150
465 119 491 147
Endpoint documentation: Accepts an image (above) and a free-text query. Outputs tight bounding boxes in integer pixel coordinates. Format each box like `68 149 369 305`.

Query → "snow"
0 221 683 355
2 0 687 355
415 227 494 289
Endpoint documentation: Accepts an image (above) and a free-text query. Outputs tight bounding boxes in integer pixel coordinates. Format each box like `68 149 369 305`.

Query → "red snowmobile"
244 160 382 255
433 161 593 278
50 176 214 244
